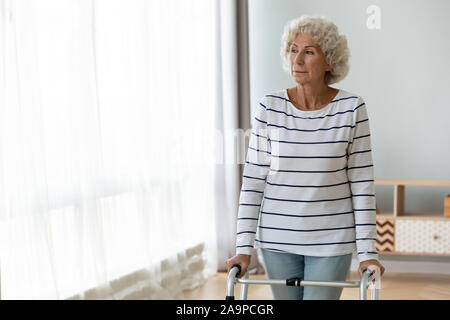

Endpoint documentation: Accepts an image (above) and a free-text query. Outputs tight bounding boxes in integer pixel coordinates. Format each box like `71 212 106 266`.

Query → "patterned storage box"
395 219 450 254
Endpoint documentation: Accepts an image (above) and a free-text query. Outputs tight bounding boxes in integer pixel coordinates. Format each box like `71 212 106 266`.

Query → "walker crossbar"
226 264 379 300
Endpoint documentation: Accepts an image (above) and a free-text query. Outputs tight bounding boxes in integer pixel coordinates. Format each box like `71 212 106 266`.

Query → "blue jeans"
259 248 353 300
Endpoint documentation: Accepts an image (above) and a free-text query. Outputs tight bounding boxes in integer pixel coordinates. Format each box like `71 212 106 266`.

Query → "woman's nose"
294 52 304 64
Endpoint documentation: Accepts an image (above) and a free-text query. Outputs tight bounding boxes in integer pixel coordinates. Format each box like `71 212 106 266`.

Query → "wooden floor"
180 271 450 300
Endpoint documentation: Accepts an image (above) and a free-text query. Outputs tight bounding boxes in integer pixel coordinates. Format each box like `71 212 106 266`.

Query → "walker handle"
362 268 374 277
231 264 242 277
226 264 243 300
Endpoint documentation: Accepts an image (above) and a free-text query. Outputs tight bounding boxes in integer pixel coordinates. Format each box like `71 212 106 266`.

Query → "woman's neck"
291 83 336 111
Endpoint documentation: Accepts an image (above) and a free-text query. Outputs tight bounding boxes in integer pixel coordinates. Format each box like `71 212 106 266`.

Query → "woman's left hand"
358 259 385 277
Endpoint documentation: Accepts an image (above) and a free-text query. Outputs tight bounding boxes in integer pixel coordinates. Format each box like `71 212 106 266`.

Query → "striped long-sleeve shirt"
235 88 379 263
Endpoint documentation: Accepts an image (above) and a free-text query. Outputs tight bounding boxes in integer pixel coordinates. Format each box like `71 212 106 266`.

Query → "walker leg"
239 271 249 300
371 287 379 300
359 269 370 300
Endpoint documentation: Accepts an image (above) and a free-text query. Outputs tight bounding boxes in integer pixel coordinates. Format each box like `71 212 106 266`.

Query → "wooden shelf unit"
374 179 450 256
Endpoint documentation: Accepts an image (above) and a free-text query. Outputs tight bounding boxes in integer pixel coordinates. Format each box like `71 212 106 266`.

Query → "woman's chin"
292 78 310 85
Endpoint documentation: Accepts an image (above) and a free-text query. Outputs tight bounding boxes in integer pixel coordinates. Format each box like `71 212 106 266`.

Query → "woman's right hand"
226 254 252 278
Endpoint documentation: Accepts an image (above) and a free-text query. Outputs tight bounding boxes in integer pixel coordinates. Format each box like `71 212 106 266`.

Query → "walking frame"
226 264 379 300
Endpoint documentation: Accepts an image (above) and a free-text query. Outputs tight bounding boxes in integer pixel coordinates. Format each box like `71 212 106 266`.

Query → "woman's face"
289 33 330 85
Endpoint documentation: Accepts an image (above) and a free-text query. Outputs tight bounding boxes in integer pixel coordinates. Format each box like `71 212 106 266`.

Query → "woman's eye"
290 49 313 54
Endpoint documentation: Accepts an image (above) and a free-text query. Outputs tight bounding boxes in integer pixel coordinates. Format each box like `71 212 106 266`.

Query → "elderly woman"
226 15 385 300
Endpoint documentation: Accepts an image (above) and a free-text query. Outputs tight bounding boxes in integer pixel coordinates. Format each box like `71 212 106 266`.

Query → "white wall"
248 0 450 273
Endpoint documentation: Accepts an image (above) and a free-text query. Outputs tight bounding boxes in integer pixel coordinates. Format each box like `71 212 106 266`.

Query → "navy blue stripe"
352 194 375 197
354 208 376 211
348 136 370 146
349 179 374 184
243 175 266 181
356 118 369 124
245 161 270 167
248 146 270 154
263 105 357 121
353 134 370 140
239 203 261 207
241 189 264 193
266 181 350 188
347 164 373 170
251 132 268 139
358 251 378 255
259 225 355 233
255 239 356 246
257 114 357 133
237 231 256 235
258 103 267 110
269 138 349 145
237 217 258 220
237 245 254 248
270 167 347 174
337 96 360 103
355 223 376 226
269 165 373 174
356 238 377 241
264 195 352 203
255 117 267 124
354 102 365 111
261 210 354 218
272 154 347 159
264 94 285 100
348 149 371 156
267 122 354 133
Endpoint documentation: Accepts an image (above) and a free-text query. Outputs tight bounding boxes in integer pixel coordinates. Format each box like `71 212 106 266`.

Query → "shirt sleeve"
347 97 379 263
235 98 271 255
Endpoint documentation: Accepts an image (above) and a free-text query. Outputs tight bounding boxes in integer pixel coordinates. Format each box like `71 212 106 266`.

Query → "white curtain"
213 0 242 272
214 0 264 274
0 0 218 299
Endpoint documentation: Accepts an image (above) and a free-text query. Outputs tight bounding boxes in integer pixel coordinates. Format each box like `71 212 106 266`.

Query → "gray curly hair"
280 15 350 84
